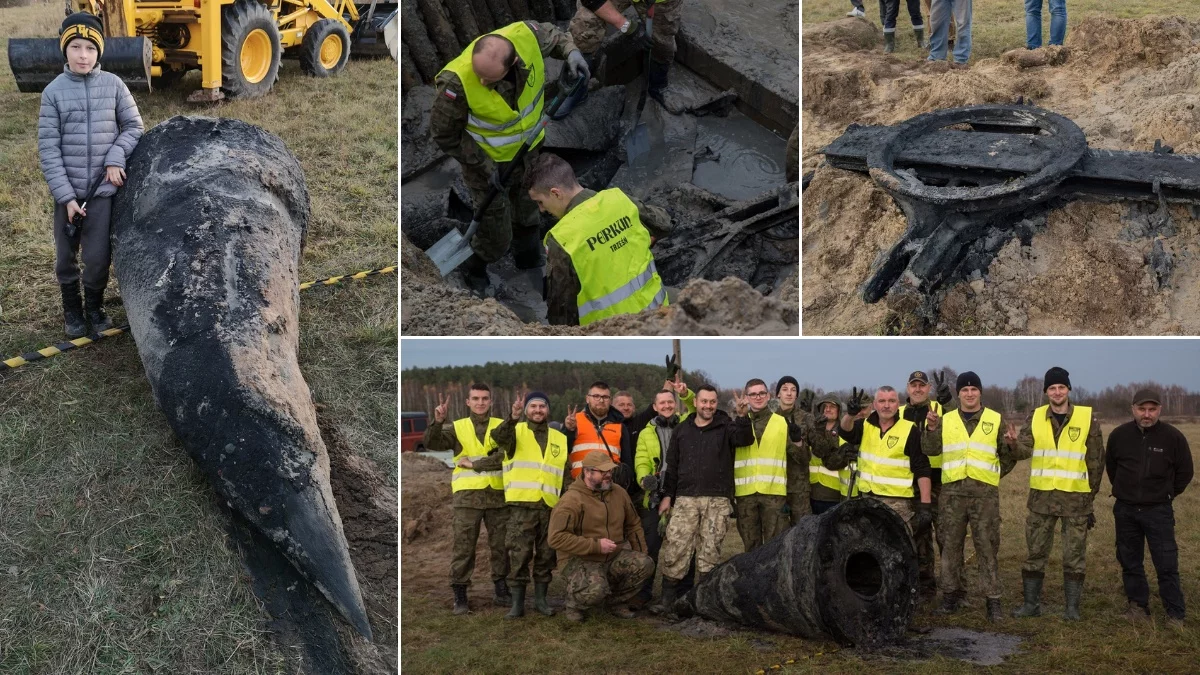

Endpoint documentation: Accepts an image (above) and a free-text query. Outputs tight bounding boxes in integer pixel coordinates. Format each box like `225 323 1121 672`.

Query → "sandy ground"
802 16 1200 334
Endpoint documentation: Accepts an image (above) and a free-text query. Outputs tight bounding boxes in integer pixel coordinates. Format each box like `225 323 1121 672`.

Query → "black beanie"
776 375 799 397
525 391 550 407
60 13 105 60
956 371 982 392
1043 367 1071 392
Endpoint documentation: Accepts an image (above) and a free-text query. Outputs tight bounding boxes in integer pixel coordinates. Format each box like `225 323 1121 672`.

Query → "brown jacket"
547 479 646 563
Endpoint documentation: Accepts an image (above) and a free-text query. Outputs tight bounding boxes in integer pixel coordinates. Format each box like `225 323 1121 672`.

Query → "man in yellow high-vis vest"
900 369 954 599
458 390 572 619
1010 366 1104 621
523 152 673 326
839 386 935 536
733 378 803 551
431 21 590 295
922 371 1031 622
424 383 511 615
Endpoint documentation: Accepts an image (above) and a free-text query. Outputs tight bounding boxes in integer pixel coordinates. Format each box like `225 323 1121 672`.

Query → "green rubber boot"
505 584 526 619
1063 574 1084 621
533 582 554 616
1011 573 1043 618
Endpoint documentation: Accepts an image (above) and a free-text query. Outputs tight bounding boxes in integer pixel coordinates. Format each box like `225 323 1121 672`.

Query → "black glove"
612 462 633 490
621 13 651 51
912 503 934 538
846 387 865 415
842 445 859 462
799 389 815 415
665 353 680 380
641 474 659 493
1086 513 1096 530
933 371 953 406
781 502 791 516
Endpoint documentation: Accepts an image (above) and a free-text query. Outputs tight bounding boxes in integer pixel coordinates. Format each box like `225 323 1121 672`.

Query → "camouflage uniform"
430 22 578 263
776 404 834 526
923 409 1030 600
472 418 572 585
545 188 673 326
901 400 950 595
561 549 654 610
660 496 731 579
1014 404 1105 580
569 0 686 66
425 413 511 586
785 125 799 184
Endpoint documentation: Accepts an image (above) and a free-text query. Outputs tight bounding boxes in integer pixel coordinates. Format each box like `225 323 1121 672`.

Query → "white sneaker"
848 7 866 17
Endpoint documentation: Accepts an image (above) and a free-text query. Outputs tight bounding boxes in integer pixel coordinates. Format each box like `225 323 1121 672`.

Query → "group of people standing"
848 0 1069 67
425 365 1192 628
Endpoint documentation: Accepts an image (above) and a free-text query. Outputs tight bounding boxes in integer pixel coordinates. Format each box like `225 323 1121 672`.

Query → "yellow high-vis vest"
900 400 943 469
809 433 845 493
734 413 789 497
439 22 545 162
857 416 917 498
502 422 568 506
545 189 667 326
940 408 1002 487
1030 404 1092 493
451 417 504 492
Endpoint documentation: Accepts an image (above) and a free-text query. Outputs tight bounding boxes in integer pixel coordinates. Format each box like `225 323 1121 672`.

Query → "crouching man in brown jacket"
548 451 655 622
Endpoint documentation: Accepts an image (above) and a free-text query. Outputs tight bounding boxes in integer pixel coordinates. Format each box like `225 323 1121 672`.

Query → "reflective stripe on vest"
1029 405 1091 493
940 408 1002 487
857 417 917 498
734 414 789 497
450 417 504 492
502 423 568 506
809 433 844 493
439 22 546 162
569 411 622 478
544 189 667 326
900 401 942 469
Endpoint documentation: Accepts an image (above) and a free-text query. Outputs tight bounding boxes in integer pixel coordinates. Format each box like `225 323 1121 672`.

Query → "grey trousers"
53 196 112 290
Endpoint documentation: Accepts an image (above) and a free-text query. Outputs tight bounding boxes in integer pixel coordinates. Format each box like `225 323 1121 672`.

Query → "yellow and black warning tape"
754 646 840 674
1 264 397 372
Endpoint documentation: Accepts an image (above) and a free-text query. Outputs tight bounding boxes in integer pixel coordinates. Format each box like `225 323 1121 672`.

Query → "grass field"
401 421 1200 673
802 0 1200 61
0 1 397 672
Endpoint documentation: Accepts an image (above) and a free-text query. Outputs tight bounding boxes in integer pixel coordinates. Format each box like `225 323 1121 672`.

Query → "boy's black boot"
61 282 87 339
83 286 112 333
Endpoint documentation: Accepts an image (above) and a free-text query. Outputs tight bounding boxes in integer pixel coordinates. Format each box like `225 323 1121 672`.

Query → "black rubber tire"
299 18 351 77
220 0 282 99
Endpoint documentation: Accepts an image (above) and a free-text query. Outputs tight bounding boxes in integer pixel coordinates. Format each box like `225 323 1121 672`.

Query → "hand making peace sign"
564 405 579 431
433 394 452 423
733 391 750 417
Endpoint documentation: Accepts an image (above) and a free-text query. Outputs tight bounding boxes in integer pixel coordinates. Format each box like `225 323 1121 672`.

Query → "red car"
401 412 429 452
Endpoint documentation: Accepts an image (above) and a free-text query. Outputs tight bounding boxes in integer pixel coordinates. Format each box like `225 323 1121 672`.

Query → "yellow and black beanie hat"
60 13 105 60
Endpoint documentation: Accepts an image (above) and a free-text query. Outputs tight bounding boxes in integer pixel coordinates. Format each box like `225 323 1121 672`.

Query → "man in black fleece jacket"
1105 389 1193 625
651 385 754 615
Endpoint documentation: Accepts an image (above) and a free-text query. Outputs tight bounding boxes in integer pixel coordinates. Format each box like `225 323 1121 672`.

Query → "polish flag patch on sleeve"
527 20 539 30
443 89 458 100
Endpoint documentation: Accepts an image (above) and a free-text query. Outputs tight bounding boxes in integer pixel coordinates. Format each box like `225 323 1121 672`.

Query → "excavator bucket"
8 36 152 94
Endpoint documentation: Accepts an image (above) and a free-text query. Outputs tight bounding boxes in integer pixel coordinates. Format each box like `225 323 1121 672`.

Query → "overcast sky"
401 339 1200 391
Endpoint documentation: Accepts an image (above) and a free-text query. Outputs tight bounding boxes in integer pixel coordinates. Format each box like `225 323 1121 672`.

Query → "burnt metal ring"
866 105 1087 213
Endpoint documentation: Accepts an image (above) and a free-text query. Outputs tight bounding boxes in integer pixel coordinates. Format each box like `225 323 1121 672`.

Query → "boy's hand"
66 200 86 221
106 166 126 187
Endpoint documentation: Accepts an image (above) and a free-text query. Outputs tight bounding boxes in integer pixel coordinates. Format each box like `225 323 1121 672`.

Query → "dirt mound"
1065 16 1200 77
802 18 879 52
802 16 1200 334
1002 46 1071 69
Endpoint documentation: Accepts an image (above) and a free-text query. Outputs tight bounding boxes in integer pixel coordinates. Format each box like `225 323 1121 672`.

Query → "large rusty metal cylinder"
680 498 918 647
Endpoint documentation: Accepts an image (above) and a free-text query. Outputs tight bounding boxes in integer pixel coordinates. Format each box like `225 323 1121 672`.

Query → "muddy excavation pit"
801 16 1200 335
400 0 798 334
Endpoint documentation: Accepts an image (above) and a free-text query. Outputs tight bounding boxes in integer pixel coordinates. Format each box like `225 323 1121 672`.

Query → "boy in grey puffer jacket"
37 12 143 338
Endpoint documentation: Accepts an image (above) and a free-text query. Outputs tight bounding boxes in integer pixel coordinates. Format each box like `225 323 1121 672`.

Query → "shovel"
624 5 655 164
426 73 587 276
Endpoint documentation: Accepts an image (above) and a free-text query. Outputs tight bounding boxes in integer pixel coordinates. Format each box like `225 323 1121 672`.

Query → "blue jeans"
927 0 972 63
1025 0 1066 48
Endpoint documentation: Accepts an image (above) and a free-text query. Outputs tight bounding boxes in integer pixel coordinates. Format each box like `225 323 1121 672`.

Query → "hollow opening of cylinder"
845 551 883 599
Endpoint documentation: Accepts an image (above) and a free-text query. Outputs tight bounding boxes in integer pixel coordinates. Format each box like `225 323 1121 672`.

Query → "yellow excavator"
8 0 397 101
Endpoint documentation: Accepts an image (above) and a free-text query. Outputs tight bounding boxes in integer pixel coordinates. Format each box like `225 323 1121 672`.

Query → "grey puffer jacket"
38 64 144 205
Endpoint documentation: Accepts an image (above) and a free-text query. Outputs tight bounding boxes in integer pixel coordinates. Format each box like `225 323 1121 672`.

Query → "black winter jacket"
1105 420 1193 506
663 410 754 500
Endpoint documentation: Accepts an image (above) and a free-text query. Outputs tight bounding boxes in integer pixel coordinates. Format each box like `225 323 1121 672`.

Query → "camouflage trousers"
507 506 557 585
462 148 542 264
569 0 685 65
661 496 731 579
1022 511 1089 577
937 492 1002 598
735 493 787 552
785 126 799 184
450 505 510 586
786 463 812 527
562 549 656 610
916 483 959 591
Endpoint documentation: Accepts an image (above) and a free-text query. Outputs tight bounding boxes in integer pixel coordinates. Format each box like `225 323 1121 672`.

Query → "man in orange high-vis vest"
568 381 636 490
